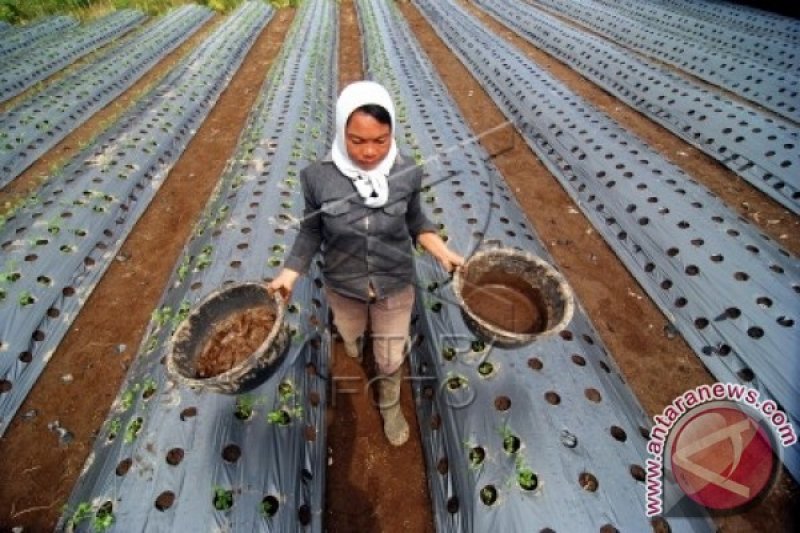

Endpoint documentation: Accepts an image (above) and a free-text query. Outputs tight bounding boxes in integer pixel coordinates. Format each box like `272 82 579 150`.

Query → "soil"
461 276 547 334
194 307 276 378
0 1 797 532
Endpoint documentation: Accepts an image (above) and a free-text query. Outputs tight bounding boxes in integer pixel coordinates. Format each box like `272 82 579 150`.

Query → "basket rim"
165 281 287 388
452 248 574 344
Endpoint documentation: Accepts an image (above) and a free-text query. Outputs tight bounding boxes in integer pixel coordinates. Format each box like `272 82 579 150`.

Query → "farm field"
0 0 798 531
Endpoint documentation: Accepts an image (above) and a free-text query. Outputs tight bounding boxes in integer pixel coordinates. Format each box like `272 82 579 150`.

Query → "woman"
268 81 463 446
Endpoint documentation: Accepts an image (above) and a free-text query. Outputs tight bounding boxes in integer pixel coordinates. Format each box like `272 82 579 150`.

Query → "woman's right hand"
266 268 300 299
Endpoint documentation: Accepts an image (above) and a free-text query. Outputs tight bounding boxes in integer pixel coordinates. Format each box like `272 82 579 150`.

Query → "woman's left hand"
417 231 464 273
436 248 464 273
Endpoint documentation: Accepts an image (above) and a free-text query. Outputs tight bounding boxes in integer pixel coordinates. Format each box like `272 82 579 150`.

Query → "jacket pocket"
321 200 351 216
382 201 407 216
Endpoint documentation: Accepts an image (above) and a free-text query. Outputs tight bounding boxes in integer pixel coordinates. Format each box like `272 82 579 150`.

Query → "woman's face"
345 110 392 171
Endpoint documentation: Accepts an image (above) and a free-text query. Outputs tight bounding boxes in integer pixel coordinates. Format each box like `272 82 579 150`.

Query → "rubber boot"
377 369 409 446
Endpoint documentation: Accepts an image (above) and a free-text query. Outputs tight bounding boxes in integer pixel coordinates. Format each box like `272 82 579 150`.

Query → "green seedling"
441 346 457 361
516 465 538 491
173 300 191 329
18 291 34 306
107 418 121 441
478 361 494 377
195 245 213 271
93 501 114 532
234 394 259 420
260 495 279 517
142 378 157 400
65 501 93 529
267 405 302 426
445 372 468 391
124 417 143 443
212 486 234 511
500 424 521 455
467 444 486 468
120 388 136 411
151 305 173 329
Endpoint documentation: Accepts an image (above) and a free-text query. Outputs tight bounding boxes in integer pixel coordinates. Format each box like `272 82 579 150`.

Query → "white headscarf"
330 81 398 208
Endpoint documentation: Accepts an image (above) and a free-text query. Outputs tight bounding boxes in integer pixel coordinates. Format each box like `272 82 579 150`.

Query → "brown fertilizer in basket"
461 273 547 334
194 307 276 378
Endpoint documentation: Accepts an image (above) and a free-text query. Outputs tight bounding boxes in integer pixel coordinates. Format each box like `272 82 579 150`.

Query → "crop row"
0 10 145 103
476 0 799 214
413 0 799 480
60 0 336 530
0 0 272 438
0 15 77 57
533 0 800 123
594 0 799 74
0 4 213 187
654 0 800 43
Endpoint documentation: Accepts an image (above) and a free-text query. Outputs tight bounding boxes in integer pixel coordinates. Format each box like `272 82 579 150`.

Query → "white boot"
377 369 409 446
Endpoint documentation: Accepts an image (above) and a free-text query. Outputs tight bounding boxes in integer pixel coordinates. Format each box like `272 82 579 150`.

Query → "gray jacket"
284 153 438 301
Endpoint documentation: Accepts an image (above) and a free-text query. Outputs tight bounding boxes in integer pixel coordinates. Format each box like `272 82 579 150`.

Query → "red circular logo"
669 405 775 510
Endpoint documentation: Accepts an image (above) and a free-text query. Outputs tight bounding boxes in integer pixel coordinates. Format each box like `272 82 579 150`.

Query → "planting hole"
579 472 599 492
545 391 561 405
155 491 175 511
222 444 242 463
610 426 627 442
446 497 459 514
115 458 132 476
480 485 498 506
494 395 511 411
503 434 521 454
528 357 543 370
585 388 602 403
261 495 279 518
437 457 449 475
630 465 646 482
166 448 184 466
180 407 197 421
469 446 485 467
298 504 311 525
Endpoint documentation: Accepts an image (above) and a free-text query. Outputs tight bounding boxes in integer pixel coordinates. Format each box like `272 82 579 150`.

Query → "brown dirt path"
400 1 799 531
323 2 435 532
0 10 294 531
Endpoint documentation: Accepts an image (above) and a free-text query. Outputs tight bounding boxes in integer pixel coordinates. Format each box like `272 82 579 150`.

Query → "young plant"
234 394 260 420
499 423 521 455
93 501 114 532
65 501 93 529
124 417 143 443
212 485 234 511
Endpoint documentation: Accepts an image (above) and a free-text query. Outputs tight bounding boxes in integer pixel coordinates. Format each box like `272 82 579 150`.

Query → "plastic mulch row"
475 0 800 214
413 0 799 480
0 15 78 57
593 0 799 74
59 0 336 530
358 0 713 530
0 1 273 438
532 0 800 123
648 0 800 43
0 4 213 187
0 10 146 103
